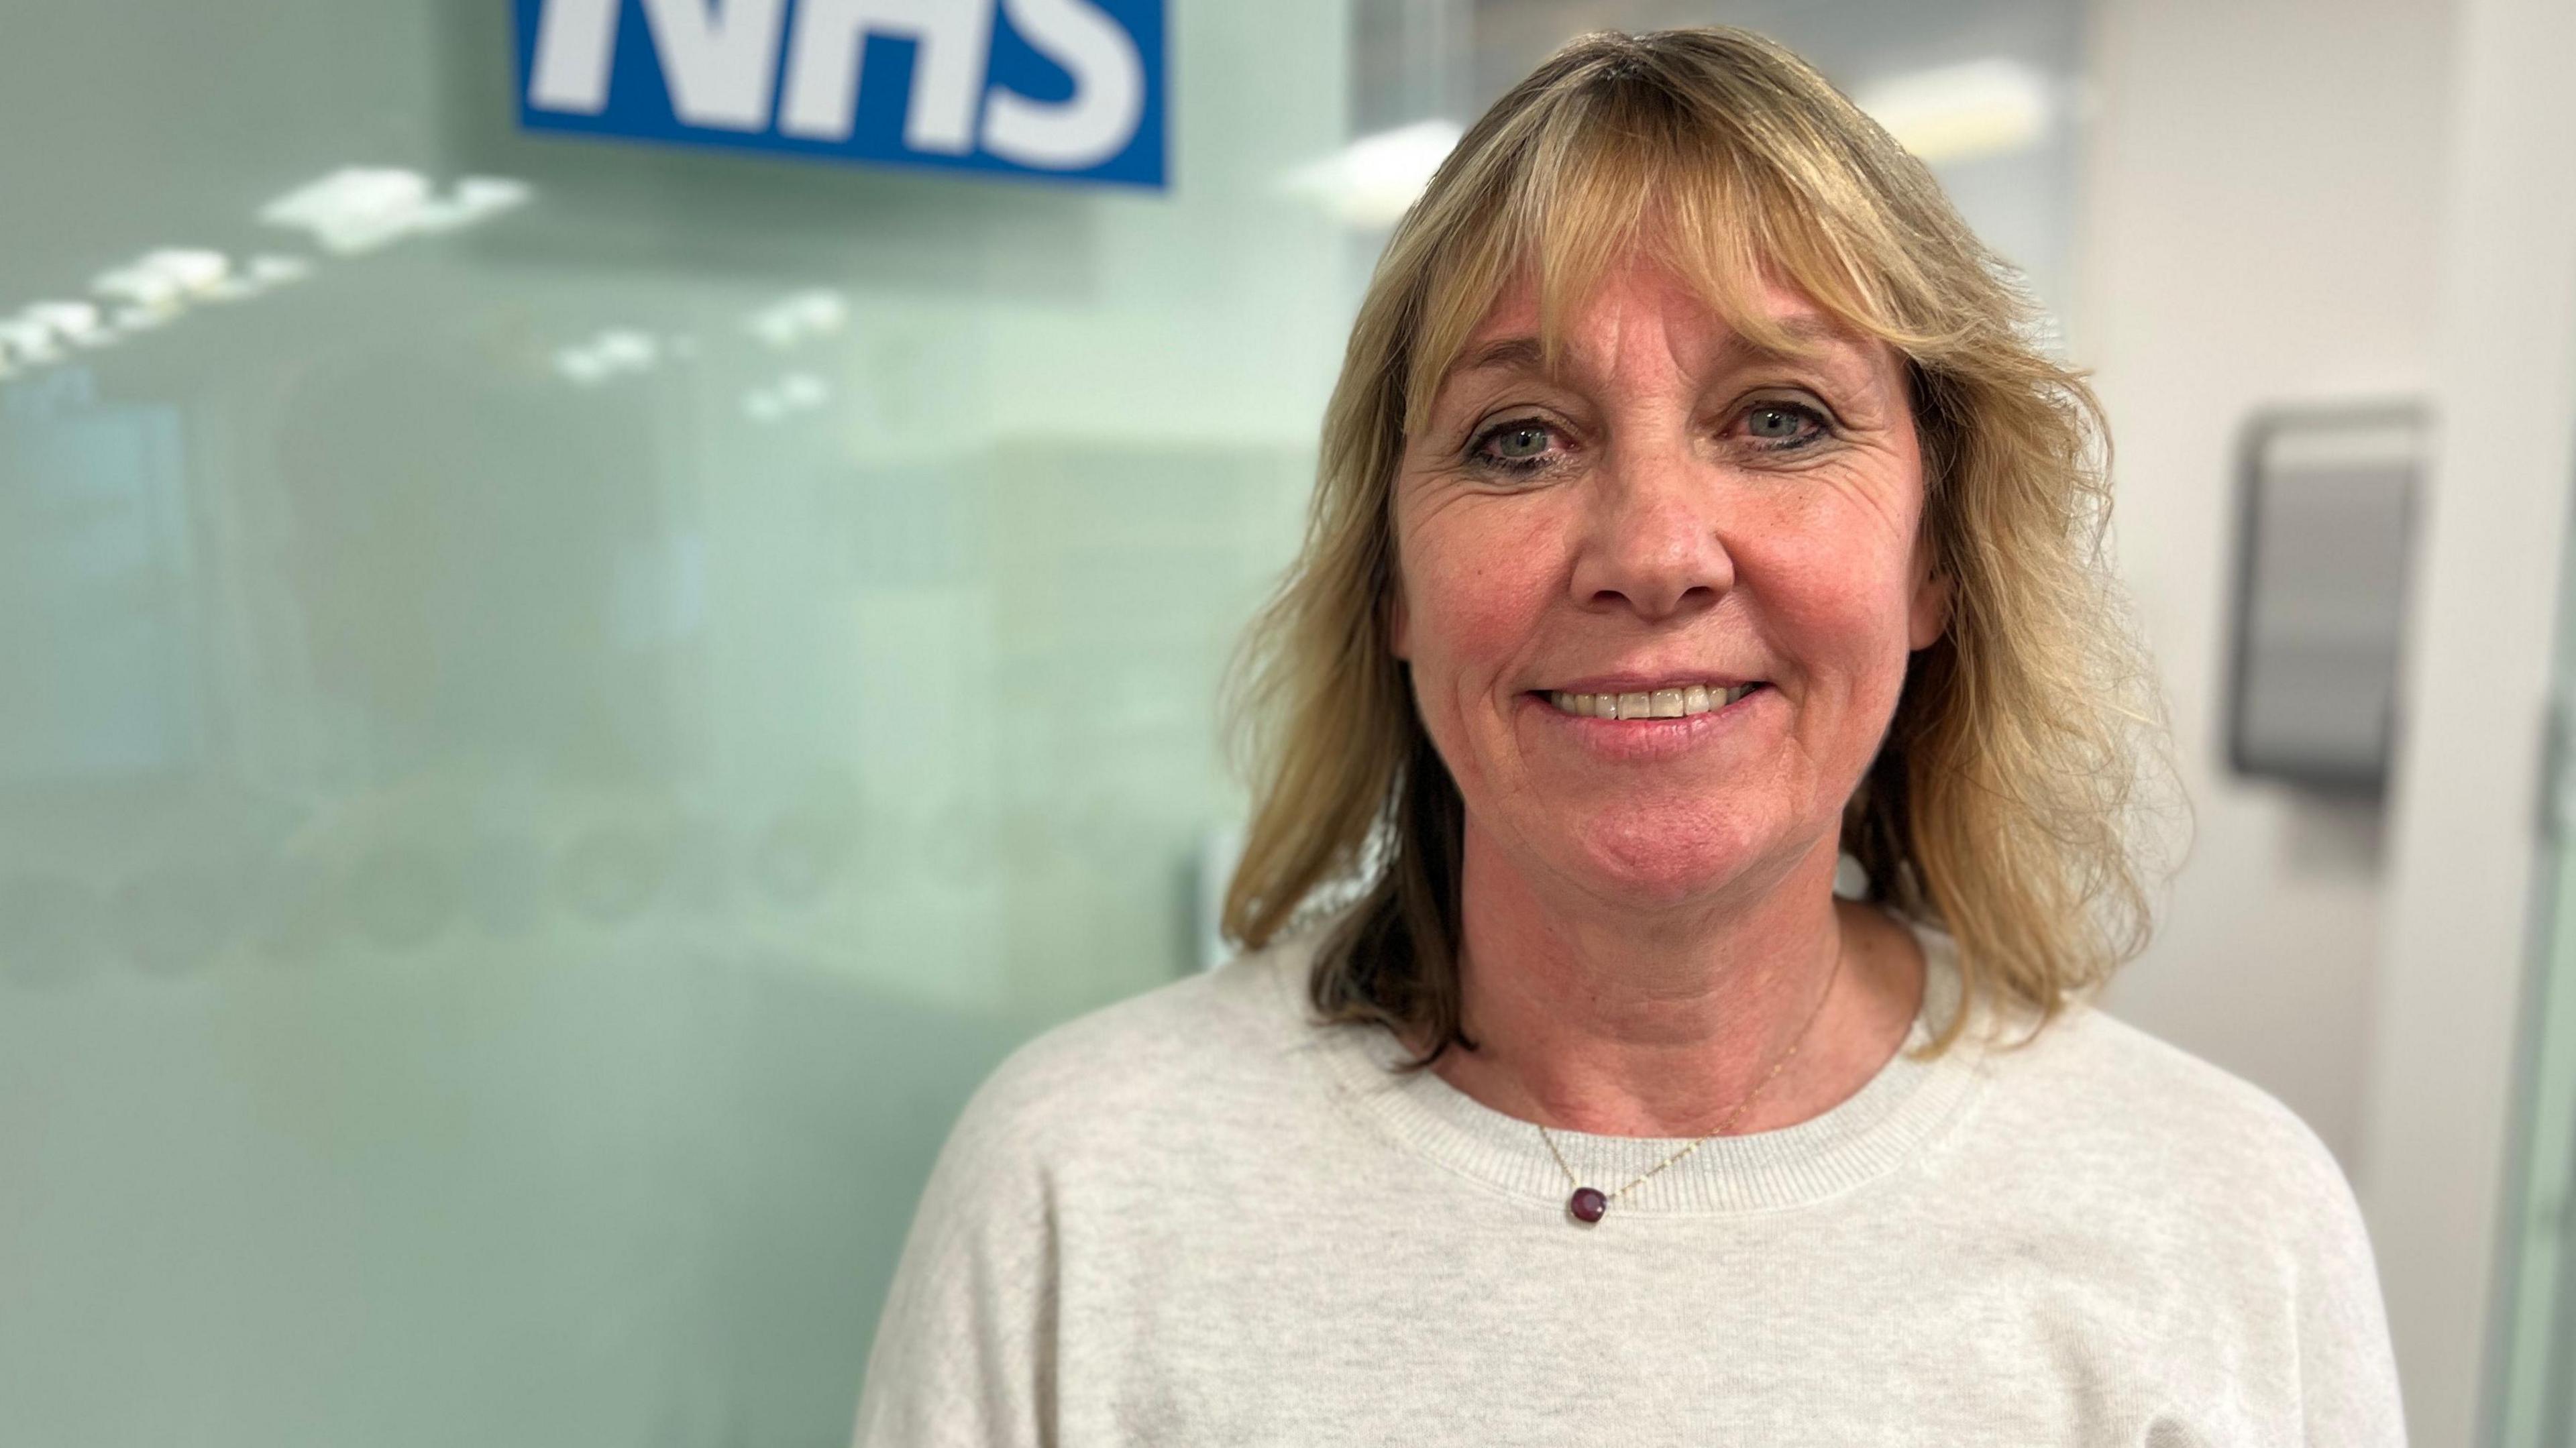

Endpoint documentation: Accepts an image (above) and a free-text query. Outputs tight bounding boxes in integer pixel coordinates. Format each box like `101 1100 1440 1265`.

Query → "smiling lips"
1544 682 1766 720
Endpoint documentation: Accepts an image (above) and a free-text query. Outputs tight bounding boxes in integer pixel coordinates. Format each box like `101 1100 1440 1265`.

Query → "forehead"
1471 255 1806 333
1439 256 1886 394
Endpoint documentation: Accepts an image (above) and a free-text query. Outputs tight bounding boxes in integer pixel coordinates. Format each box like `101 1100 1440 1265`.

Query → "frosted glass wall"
0 5 1348 1445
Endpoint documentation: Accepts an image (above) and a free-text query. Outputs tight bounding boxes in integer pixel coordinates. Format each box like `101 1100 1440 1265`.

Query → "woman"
853 26 2402 1445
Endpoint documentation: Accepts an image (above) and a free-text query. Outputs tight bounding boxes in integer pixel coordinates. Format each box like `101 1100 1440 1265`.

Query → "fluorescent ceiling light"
590 329 659 371
0 300 117 368
1854 59 2052 166
747 290 848 349
742 371 831 422
555 327 664 386
262 168 435 254
0 246 320 376
21 301 109 347
93 249 231 311
0 313 68 365
413 177 535 235
109 304 178 333
203 254 313 302
1284 119 1464 229
260 168 534 255
72 247 315 346
555 348 615 386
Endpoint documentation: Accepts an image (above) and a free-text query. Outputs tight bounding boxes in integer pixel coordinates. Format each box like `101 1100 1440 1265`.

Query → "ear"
1907 564 1953 652
1387 584 1412 661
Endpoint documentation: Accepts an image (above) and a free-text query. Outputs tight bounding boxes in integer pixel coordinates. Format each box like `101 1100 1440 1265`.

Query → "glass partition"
0 5 1347 1445
2491 502 2576 1443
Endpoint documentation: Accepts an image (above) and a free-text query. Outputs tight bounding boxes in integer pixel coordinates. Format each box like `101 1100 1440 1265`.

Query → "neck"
1420 820 1927 1137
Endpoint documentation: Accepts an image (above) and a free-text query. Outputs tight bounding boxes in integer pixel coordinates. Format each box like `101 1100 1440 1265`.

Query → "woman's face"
1390 254 1949 912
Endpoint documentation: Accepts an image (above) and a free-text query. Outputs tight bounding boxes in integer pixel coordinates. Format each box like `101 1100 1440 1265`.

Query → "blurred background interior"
3 0 2574 1443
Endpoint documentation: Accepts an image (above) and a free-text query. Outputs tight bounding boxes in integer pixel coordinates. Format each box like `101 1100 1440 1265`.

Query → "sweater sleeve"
850 1056 1061 1448
2290 1137 2406 1446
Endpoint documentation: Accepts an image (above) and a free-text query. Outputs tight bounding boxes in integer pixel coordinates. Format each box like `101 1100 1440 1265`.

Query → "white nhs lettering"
527 0 1146 170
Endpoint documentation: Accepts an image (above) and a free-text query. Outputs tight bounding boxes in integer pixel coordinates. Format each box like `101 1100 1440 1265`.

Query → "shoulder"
1968 997 2375 1269
2008 1003 2341 1171
1903 913 2355 1221
924 930 1318 1198
1965 1000 2402 1430
858 946 1315 1444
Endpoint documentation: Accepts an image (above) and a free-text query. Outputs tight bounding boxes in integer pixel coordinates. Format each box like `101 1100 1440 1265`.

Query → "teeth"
1548 683 1758 719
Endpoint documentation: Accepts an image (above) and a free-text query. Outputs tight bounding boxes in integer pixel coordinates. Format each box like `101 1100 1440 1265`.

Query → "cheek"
1742 506 1924 688
1399 503 1562 684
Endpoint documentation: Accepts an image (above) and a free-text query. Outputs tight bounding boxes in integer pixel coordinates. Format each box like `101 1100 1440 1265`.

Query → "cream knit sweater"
852 914 2404 1445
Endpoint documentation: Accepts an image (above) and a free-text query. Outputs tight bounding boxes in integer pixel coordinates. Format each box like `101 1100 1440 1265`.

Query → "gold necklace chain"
1539 942 1845 1225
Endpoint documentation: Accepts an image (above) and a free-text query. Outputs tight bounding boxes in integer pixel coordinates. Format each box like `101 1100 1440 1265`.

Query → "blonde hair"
1221 27 2171 1063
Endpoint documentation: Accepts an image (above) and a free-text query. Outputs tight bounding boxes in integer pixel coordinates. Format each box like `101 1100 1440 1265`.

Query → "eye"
1466 418 1566 476
1737 399 1831 451
1490 423 1552 459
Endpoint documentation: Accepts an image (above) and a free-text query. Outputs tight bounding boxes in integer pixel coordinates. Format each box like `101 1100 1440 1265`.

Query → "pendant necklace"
1538 943 1844 1225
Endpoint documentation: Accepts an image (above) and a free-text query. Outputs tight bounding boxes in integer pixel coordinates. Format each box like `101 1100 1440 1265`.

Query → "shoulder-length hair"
1220 26 2170 1063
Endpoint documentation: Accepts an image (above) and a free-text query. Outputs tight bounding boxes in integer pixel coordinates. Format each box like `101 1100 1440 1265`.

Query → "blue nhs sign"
513 0 1165 188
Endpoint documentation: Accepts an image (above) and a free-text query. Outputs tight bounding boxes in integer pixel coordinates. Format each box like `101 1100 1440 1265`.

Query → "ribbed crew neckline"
1293 911 1990 1217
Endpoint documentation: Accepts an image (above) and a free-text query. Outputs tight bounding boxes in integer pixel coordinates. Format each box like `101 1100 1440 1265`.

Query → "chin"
1560 809 1775 909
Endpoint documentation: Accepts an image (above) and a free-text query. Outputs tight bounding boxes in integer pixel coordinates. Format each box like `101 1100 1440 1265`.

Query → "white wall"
2080 0 2576 1439
2366 0 2576 1437
2074 0 2453 1178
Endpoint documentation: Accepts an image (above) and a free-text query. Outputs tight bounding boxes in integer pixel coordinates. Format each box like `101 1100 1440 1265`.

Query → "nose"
1566 436 1736 620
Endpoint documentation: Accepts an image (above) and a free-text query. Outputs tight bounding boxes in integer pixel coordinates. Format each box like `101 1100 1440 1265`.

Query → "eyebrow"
1449 315 1854 382
1454 337 1548 376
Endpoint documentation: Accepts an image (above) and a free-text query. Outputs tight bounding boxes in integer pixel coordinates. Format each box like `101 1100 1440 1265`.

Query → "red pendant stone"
1568 1186 1608 1223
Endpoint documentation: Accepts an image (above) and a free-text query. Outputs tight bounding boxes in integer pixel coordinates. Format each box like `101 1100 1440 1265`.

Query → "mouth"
1539 681 1768 720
